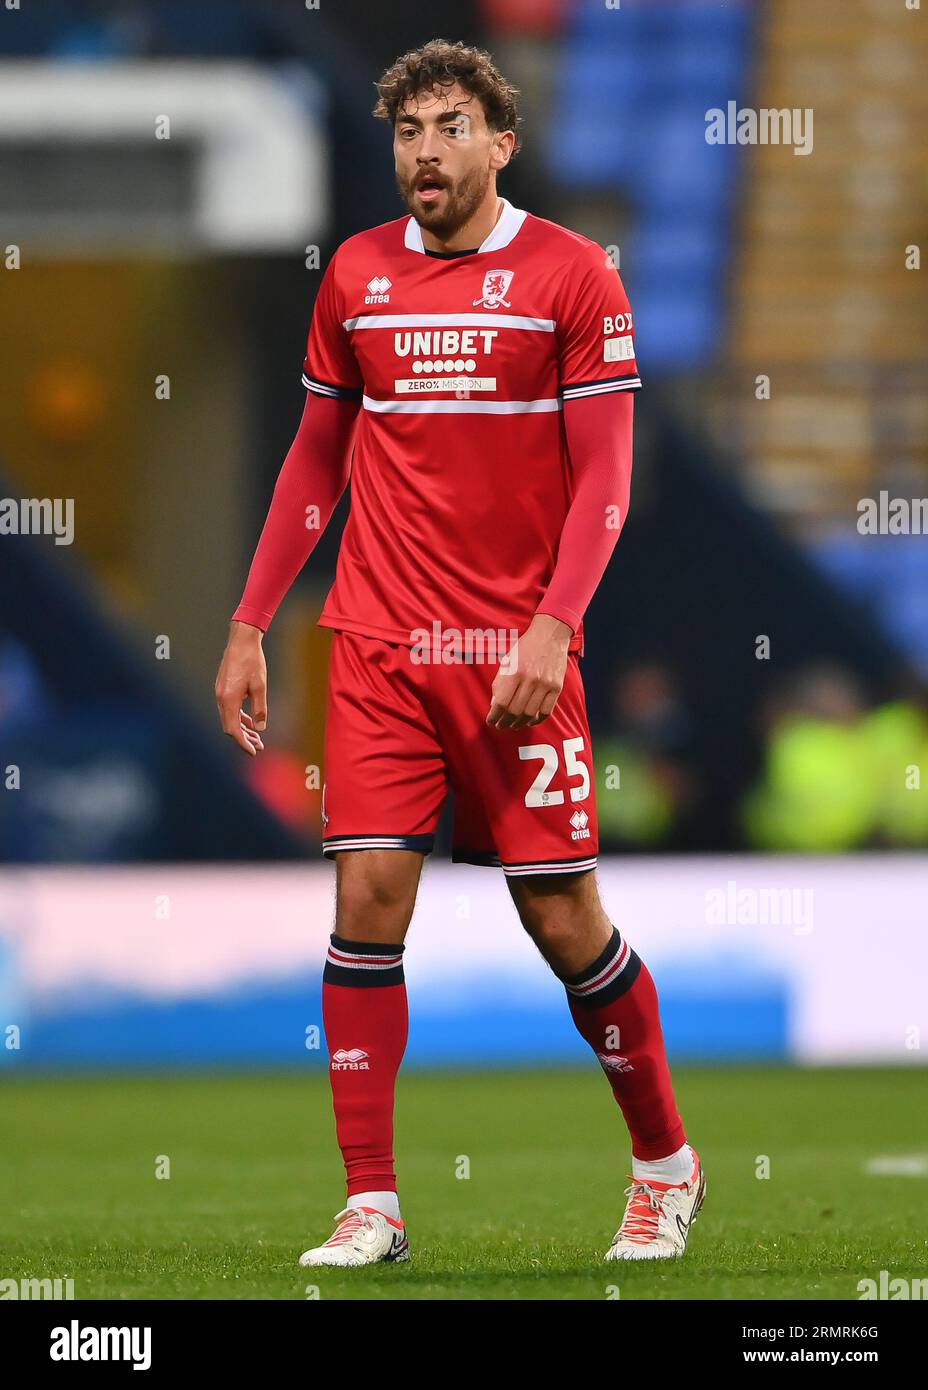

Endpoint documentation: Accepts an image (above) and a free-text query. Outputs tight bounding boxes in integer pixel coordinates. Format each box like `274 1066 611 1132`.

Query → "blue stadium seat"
546 0 756 371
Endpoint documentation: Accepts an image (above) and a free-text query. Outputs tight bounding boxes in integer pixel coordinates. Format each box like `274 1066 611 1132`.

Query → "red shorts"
321 630 599 877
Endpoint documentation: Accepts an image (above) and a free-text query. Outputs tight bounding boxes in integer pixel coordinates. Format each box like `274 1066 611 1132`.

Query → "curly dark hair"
373 38 522 157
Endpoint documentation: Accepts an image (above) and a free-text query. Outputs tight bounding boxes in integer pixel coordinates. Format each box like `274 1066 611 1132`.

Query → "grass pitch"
2 1066 926 1300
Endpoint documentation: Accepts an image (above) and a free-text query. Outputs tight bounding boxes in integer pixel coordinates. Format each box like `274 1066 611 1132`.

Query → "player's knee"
337 879 405 919
514 878 580 934
509 872 601 945
518 906 579 954
334 851 420 937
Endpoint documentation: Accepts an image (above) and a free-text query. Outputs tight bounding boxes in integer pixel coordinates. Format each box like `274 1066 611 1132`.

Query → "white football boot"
604 1147 706 1261
299 1206 409 1268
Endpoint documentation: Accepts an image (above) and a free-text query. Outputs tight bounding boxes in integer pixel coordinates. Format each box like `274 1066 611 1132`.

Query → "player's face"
394 85 496 238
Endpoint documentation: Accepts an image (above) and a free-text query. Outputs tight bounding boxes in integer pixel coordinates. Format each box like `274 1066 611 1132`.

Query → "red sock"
322 934 408 1196
564 926 686 1161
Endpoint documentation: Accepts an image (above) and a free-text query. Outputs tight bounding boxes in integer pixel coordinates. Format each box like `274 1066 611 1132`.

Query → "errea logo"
365 276 392 304
331 1048 370 1071
597 1052 634 1074
570 808 591 841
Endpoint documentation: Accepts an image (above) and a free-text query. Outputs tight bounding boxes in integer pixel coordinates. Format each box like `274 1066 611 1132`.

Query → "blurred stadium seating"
546 0 755 369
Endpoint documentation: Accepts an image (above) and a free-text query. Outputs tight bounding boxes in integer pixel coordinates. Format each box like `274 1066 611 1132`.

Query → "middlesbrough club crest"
473 269 514 309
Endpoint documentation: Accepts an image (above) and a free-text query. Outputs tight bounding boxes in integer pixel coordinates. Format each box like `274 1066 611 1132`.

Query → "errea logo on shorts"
365 276 392 304
331 1048 370 1071
570 808 591 841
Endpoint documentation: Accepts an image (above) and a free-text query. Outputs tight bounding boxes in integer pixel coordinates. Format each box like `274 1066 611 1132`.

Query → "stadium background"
0 0 926 1299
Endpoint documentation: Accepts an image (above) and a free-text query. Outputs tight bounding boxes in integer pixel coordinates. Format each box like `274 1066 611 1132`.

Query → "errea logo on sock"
597 1052 634 1074
331 1048 370 1071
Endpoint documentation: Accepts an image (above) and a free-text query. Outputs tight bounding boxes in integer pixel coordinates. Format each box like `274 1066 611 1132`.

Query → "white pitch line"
865 1156 928 1177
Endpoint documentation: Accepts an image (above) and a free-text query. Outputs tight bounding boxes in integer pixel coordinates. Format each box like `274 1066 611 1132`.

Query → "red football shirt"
302 198 641 653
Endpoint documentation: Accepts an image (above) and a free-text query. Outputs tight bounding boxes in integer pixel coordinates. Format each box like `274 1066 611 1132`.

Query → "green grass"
2 1067 926 1300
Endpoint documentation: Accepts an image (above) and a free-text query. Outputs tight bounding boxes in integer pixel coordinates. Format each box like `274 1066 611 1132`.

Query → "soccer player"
215 39 705 1265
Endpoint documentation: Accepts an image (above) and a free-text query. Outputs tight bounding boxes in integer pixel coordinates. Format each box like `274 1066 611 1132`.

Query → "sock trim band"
564 926 641 1006
324 934 405 987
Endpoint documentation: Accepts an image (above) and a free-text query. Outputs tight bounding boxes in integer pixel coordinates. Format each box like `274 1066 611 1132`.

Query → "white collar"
404 197 528 255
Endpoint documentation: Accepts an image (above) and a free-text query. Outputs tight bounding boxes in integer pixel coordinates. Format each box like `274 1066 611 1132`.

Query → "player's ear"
490 130 515 172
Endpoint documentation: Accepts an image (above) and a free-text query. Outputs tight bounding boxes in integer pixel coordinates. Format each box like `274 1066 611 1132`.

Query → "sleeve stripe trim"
561 376 641 399
561 375 641 397
302 372 362 399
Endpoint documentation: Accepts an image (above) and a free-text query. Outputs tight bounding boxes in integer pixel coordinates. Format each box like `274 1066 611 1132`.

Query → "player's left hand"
486 614 572 730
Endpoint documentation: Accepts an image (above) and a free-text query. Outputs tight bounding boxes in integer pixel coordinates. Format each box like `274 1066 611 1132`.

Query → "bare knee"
335 849 422 941
508 872 611 972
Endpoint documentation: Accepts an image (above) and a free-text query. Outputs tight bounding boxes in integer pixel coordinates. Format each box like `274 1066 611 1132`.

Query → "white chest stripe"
344 313 555 333
362 395 562 414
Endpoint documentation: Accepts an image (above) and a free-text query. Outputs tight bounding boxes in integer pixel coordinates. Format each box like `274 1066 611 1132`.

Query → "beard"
397 163 491 241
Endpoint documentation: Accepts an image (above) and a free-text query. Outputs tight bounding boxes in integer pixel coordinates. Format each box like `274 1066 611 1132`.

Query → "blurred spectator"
742 665 928 852
863 693 928 848
595 661 704 851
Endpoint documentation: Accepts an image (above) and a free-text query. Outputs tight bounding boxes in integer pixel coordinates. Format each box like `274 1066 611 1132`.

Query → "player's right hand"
215 620 268 756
